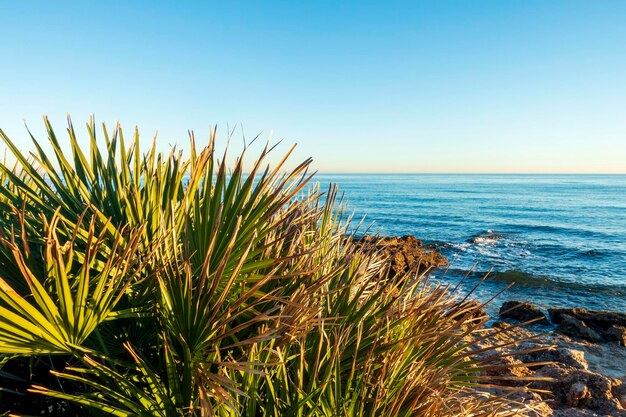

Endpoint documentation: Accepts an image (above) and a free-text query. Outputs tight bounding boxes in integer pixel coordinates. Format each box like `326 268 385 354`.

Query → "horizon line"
313 172 626 175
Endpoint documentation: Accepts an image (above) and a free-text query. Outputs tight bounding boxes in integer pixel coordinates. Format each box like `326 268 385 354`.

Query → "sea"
313 174 626 313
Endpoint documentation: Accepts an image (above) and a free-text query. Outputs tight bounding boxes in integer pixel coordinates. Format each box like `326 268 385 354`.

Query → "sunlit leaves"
0 117 530 417
0 211 143 355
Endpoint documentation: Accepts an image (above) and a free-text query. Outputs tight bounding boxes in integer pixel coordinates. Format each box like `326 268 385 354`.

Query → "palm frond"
0 210 142 355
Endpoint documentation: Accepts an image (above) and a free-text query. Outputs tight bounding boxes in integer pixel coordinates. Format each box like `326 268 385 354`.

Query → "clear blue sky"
1 1 625 173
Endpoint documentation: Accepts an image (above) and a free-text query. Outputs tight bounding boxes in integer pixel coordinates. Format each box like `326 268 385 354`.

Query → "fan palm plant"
0 117 534 416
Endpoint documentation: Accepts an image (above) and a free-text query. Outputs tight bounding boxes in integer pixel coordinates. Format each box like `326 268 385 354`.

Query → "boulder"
499 300 549 325
557 315 604 343
549 308 626 344
549 308 626 328
353 235 447 276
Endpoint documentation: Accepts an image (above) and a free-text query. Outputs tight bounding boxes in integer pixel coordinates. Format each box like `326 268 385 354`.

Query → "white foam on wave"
471 236 500 245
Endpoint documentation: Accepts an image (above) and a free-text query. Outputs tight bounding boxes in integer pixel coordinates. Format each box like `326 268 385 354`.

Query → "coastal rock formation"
529 364 623 414
497 303 626 346
475 312 626 416
549 309 626 328
353 235 447 276
499 300 550 325
549 308 626 345
557 315 604 343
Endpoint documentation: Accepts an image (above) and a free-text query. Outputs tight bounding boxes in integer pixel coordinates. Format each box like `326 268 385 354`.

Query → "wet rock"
499 301 549 325
549 308 582 324
557 315 604 343
549 308 626 345
605 325 626 347
549 308 626 328
353 235 447 276
549 308 579 324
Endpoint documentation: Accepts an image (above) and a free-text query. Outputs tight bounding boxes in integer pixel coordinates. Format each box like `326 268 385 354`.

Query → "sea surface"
313 174 626 313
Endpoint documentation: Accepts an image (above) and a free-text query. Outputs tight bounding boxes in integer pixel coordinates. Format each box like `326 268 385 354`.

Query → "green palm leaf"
0 211 143 355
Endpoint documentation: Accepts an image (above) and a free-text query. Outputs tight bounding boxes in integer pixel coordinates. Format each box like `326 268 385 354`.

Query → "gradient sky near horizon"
1 1 626 173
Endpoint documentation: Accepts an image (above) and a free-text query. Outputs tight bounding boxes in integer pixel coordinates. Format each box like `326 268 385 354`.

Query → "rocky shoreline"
367 235 626 416
481 302 626 416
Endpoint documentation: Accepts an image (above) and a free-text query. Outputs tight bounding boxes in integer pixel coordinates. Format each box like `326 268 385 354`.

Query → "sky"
1 1 625 174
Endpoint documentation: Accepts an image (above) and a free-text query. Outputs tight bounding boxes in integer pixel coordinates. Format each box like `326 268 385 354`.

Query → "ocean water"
314 174 626 313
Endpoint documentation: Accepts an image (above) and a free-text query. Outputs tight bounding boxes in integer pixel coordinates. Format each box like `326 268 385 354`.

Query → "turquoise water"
314 174 626 312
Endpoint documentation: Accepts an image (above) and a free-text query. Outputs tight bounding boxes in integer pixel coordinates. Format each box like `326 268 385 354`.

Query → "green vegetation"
0 117 527 416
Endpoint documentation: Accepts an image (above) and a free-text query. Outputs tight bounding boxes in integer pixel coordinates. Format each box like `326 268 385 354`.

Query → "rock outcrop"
353 235 447 276
549 309 626 328
557 315 604 343
549 308 626 345
529 364 624 414
496 303 626 346
499 300 550 325
475 303 626 416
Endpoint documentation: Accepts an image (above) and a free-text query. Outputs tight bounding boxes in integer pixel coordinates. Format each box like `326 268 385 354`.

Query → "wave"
444 268 626 298
580 249 605 257
467 230 506 245
509 223 614 240
521 242 619 260
450 229 620 261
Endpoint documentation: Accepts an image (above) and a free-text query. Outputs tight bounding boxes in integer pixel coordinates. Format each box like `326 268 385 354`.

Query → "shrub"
0 117 530 416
